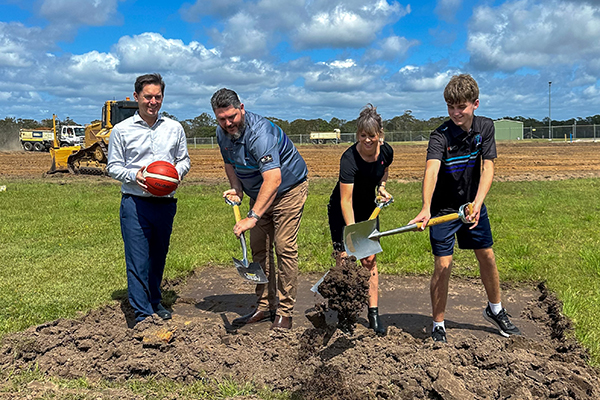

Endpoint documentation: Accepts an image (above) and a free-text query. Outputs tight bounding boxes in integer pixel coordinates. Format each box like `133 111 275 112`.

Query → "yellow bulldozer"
48 99 139 175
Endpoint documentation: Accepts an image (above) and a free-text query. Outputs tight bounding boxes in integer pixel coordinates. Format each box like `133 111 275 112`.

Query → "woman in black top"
328 104 393 335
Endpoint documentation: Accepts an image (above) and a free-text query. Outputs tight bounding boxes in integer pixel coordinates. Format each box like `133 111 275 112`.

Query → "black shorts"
429 204 494 257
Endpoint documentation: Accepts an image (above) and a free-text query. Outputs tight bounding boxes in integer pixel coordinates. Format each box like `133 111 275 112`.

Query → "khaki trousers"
249 180 308 317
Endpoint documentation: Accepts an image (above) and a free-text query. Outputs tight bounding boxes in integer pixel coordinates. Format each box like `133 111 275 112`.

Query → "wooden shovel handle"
233 204 242 223
415 212 460 230
369 207 382 220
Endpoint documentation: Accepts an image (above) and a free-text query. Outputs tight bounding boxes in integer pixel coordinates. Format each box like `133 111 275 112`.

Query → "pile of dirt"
1 274 600 399
316 254 370 334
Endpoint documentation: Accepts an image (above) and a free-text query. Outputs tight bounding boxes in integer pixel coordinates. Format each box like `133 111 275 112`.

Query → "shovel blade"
343 219 382 260
233 257 268 284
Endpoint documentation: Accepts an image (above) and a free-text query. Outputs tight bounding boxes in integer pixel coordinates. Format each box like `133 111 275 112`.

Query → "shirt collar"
133 111 163 127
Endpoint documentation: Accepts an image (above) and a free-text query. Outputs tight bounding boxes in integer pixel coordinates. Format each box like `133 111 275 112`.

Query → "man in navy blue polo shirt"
211 88 308 330
410 74 520 343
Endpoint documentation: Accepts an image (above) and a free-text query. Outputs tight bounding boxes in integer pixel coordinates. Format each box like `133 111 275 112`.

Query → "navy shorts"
429 204 493 257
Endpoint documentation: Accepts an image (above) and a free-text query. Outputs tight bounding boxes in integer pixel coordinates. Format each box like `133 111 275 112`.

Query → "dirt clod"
317 254 371 334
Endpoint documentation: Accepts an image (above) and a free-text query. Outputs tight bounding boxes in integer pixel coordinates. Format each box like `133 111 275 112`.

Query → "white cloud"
294 2 409 49
396 66 457 91
434 0 462 23
0 22 52 67
39 0 122 27
303 59 386 92
365 35 419 61
212 13 270 57
467 0 600 72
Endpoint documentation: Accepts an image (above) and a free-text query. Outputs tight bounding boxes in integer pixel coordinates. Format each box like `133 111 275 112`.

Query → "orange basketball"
143 161 179 196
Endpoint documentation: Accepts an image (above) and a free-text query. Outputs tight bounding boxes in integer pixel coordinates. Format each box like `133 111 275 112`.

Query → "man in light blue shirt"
212 88 308 330
107 73 190 324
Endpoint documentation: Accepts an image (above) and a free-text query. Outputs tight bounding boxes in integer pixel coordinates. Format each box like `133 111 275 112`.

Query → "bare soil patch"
1 267 599 399
2 141 600 182
2 141 600 398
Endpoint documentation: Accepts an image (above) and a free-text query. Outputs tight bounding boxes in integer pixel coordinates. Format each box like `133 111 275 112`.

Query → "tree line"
2 112 600 139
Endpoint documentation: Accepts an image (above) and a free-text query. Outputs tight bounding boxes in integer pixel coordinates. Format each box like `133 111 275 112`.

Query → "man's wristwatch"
247 209 261 221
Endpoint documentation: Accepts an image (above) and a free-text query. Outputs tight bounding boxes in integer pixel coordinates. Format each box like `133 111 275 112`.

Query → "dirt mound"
1 271 599 399
316 254 370 334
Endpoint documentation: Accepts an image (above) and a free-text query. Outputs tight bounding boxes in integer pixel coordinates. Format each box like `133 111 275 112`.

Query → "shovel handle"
368 195 394 220
232 204 242 223
369 207 382 220
416 212 460 229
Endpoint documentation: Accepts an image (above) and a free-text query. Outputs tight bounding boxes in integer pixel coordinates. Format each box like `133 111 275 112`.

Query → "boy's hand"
409 209 431 231
468 202 483 229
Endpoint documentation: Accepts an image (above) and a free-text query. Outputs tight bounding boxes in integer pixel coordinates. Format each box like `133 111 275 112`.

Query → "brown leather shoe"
270 315 292 330
232 309 275 326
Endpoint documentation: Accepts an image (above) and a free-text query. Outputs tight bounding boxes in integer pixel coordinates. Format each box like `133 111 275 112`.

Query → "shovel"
225 198 269 284
344 202 474 260
310 196 394 293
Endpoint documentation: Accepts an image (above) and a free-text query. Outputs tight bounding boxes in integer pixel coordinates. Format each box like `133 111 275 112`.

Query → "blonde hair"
444 74 479 104
356 104 384 141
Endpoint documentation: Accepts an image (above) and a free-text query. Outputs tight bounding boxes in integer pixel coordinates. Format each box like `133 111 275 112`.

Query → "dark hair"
444 74 479 104
356 104 384 139
134 73 165 95
211 88 242 110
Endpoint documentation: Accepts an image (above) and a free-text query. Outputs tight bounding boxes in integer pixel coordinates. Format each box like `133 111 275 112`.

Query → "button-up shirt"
107 112 190 197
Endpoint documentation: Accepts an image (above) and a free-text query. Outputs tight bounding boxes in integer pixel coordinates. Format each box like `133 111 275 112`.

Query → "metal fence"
186 131 432 148
524 124 600 141
186 124 600 148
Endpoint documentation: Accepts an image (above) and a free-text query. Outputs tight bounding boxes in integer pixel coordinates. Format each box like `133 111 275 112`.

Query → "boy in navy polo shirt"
409 74 520 343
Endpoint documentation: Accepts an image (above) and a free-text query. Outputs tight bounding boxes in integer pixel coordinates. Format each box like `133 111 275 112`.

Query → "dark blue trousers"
120 194 177 322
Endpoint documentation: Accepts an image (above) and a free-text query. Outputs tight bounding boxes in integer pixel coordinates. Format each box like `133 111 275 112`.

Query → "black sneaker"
431 326 447 343
483 305 521 337
154 303 172 320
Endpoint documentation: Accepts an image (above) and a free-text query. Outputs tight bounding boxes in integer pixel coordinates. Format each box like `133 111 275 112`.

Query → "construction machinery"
20 125 84 152
47 99 138 175
310 129 341 144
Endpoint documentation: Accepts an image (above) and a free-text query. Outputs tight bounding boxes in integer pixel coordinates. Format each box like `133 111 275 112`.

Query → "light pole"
548 81 552 140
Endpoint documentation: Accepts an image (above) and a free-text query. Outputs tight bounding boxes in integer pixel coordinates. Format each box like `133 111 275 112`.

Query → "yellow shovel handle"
415 212 460 230
233 204 242 223
369 207 382 220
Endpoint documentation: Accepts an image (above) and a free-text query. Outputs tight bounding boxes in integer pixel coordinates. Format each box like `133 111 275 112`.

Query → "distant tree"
64 117 78 125
160 111 178 121
267 117 290 133
385 110 418 132
182 112 216 137
40 118 54 129
329 117 345 130
17 118 41 129
341 119 357 133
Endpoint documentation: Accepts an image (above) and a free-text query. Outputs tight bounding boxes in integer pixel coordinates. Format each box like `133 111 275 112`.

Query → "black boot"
368 307 387 336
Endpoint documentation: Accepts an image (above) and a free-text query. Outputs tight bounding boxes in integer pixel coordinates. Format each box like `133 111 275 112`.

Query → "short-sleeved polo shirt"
427 115 496 215
217 110 307 200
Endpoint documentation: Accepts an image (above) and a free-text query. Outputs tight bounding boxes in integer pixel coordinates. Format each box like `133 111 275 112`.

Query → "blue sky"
1 0 599 125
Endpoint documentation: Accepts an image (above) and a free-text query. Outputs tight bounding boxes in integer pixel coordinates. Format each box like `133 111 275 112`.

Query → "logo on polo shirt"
260 154 274 164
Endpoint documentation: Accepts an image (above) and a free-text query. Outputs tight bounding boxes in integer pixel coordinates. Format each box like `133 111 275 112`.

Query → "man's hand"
409 208 431 231
223 188 243 204
233 217 257 238
136 166 148 190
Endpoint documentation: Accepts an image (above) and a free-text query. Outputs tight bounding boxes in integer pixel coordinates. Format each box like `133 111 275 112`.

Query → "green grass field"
1 177 599 391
